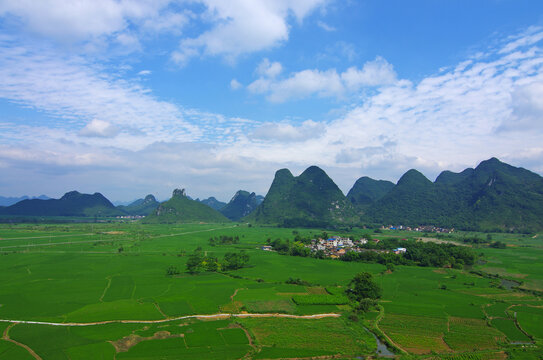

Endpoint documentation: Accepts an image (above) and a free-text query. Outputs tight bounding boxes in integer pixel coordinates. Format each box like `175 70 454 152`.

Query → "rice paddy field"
0 222 542 359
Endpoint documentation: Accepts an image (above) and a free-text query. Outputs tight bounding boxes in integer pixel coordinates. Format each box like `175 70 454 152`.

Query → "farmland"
0 222 542 359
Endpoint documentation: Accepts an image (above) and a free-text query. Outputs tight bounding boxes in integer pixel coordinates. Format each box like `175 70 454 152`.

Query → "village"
383 225 454 233
262 235 407 259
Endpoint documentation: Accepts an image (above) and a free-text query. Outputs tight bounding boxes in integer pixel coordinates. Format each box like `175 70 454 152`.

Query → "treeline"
267 238 326 259
209 235 239 246
342 240 476 269
185 247 249 273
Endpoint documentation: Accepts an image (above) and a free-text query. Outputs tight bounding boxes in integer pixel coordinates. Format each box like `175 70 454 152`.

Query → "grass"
490 318 531 342
0 223 542 358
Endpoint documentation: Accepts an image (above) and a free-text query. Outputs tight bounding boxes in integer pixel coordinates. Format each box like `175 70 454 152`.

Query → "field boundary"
2 323 43 360
0 313 341 327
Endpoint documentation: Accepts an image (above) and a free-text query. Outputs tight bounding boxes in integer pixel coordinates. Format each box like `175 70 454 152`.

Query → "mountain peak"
397 169 432 187
61 190 82 200
143 194 157 203
275 168 294 179
172 188 187 198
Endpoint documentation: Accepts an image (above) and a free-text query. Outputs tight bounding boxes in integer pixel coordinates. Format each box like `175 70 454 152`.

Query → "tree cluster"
346 272 381 313
342 239 476 269
208 235 239 246
185 248 249 274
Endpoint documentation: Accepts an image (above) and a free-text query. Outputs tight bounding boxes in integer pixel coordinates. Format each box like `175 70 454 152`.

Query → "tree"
186 249 204 274
166 265 180 276
222 251 250 270
347 272 381 302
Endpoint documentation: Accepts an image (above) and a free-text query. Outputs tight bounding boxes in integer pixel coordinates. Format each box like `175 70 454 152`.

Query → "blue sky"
1 0 543 202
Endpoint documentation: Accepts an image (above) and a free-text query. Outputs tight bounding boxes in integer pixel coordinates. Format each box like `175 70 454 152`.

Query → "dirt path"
230 287 246 301
0 313 341 327
2 323 43 360
150 225 240 239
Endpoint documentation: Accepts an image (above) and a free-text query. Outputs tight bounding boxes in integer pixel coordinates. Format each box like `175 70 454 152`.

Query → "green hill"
220 190 260 221
198 197 227 211
117 194 159 216
246 166 357 227
346 176 394 207
0 191 122 217
366 158 543 231
142 189 229 224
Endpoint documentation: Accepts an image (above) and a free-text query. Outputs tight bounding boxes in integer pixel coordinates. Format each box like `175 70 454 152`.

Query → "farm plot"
444 317 505 351
238 316 375 358
513 306 543 339
490 318 531 343
378 313 449 354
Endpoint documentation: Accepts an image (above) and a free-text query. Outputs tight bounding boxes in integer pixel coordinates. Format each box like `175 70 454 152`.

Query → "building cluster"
305 236 406 259
115 215 145 220
385 225 453 233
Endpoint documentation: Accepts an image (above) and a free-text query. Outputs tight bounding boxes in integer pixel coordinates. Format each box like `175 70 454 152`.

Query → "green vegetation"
220 190 260 220
185 248 250 273
0 222 541 359
117 194 159 216
142 188 229 223
0 190 123 217
245 166 357 227
366 157 543 231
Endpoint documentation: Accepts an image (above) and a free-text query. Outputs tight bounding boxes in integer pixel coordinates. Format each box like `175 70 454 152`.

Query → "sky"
1 0 543 203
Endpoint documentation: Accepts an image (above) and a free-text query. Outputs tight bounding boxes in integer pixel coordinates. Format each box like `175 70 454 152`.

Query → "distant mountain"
198 197 227 211
366 158 543 231
0 195 51 207
220 190 260 221
346 176 394 207
0 191 122 217
142 189 229 224
117 194 159 216
246 166 356 227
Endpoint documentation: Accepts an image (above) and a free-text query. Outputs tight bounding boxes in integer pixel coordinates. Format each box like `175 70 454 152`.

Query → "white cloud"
250 120 325 142
317 20 336 32
256 58 283 78
230 78 242 90
79 119 120 138
138 70 152 76
0 0 191 52
172 0 327 65
341 56 397 89
0 38 258 150
248 56 397 102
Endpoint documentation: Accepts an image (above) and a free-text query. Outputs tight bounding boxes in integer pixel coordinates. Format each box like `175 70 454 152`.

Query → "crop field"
0 223 542 358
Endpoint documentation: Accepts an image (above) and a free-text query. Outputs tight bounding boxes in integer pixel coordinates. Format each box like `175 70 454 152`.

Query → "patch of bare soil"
110 331 183 353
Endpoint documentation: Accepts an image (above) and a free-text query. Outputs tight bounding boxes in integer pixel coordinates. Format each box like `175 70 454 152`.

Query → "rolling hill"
0 191 122 217
142 189 229 223
246 166 357 227
220 190 261 221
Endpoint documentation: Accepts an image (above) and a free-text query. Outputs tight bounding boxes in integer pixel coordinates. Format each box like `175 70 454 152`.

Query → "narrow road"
0 313 341 327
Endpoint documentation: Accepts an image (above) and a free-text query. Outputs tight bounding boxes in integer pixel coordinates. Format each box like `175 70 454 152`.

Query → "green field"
0 223 542 358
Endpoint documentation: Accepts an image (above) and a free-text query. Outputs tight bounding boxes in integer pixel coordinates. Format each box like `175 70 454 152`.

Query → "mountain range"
0 195 51 207
0 191 121 217
1 157 542 231
142 189 229 223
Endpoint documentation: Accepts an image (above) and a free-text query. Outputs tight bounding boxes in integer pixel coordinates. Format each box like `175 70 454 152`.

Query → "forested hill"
365 158 543 231
347 176 395 207
117 194 160 216
197 197 227 211
0 191 122 217
142 189 229 224
245 166 357 227
220 190 261 221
